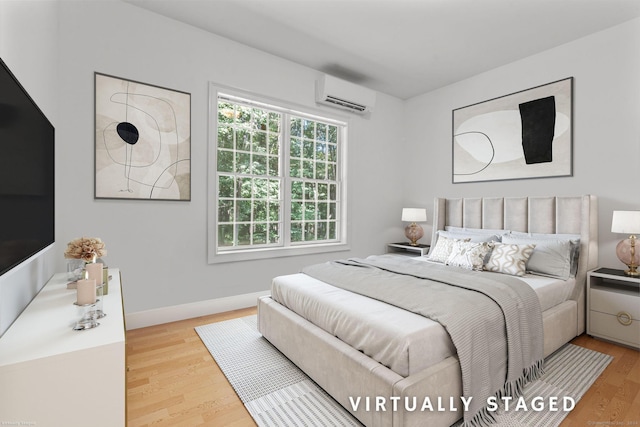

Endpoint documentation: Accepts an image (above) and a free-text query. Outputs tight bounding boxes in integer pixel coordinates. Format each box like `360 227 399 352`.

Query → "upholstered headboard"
432 195 598 335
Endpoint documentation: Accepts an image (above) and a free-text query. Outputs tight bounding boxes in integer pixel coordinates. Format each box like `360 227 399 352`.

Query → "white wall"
404 17 640 269
56 0 405 317
0 0 59 335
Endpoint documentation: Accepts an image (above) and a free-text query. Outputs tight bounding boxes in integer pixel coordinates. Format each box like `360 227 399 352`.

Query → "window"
209 87 348 262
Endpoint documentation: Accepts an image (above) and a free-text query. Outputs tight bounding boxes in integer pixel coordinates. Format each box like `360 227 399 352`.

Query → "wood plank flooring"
126 307 639 427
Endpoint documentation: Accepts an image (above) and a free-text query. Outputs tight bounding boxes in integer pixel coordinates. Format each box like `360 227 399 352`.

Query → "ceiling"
124 0 640 99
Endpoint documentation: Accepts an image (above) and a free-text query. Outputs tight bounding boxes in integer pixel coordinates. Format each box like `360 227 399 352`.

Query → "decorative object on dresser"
611 210 640 276
401 207 427 246
587 268 639 348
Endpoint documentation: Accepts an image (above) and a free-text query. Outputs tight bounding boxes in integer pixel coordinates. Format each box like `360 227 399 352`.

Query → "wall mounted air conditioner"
315 74 376 114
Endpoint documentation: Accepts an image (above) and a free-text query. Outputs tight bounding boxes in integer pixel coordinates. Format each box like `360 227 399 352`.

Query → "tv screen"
0 58 55 276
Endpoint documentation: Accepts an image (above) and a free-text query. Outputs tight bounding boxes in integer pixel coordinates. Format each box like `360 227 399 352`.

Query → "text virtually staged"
348 395 576 413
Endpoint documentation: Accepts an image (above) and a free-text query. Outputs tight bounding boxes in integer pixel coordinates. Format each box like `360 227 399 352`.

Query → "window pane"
291 118 302 137
316 162 326 180
236 152 250 174
218 224 234 246
303 140 314 159
238 200 252 221
237 106 252 125
218 103 235 124
303 120 315 139
318 202 328 220
236 129 250 151
291 201 303 220
290 159 301 178
316 123 326 141
218 127 233 149
329 221 336 239
269 201 280 221
253 131 267 153
238 177 252 198
290 138 301 157
269 113 280 132
304 223 315 240
304 182 315 200
328 144 337 162
304 202 316 220
253 154 267 175
269 223 280 243
328 125 337 143
317 183 328 200
268 156 279 177
253 223 267 244
268 134 279 155
218 175 234 198
254 178 268 199
291 222 303 242
303 160 314 179
318 222 328 240
254 201 267 221
269 179 280 199
217 150 233 172
291 181 303 200
218 200 234 222
238 224 251 245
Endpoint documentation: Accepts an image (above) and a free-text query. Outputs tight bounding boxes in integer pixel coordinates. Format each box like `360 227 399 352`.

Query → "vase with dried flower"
64 237 107 285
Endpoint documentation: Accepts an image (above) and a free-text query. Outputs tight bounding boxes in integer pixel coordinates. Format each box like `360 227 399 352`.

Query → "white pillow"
438 230 501 243
485 243 536 277
509 232 581 277
502 236 573 280
427 235 464 263
446 241 494 271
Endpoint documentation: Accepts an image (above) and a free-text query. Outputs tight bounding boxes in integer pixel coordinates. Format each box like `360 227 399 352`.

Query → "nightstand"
387 242 430 257
587 268 639 349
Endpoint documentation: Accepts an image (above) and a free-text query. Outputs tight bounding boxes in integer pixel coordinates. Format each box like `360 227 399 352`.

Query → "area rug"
196 315 612 427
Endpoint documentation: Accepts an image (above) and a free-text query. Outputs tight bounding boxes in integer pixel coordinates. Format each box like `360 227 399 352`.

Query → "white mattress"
270 264 574 378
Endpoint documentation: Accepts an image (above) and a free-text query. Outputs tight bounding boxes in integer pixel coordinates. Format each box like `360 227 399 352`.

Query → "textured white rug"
196 315 611 427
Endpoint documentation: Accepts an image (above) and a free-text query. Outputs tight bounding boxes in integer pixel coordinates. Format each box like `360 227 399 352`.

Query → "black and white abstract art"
452 78 572 183
95 73 191 200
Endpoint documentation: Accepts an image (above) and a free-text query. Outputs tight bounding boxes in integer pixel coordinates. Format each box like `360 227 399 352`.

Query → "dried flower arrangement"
64 237 107 262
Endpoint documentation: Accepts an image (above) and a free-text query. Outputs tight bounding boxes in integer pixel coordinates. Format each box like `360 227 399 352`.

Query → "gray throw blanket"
302 255 544 427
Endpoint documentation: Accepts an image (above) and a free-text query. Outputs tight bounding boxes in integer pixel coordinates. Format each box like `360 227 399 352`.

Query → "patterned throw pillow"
484 243 536 276
446 241 494 271
427 235 462 263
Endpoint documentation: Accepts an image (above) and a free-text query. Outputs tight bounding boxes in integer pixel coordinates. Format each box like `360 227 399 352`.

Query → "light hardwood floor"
126 307 639 427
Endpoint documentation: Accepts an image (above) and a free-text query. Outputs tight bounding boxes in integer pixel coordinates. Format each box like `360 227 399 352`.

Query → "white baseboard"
125 290 270 330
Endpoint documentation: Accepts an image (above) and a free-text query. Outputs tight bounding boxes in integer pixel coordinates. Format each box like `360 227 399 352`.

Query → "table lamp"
611 210 640 277
402 208 427 246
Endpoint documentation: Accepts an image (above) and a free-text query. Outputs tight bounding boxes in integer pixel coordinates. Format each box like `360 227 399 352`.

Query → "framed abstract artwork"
452 77 573 183
95 73 191 200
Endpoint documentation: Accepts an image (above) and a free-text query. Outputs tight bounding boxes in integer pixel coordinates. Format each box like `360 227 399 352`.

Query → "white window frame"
208 83 350 263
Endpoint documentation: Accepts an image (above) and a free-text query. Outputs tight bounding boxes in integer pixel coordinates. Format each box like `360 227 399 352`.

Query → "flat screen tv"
0 58 55 277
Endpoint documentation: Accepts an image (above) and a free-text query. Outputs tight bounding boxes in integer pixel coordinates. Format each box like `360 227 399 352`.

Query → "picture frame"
94 72 191 200
452 77 573 183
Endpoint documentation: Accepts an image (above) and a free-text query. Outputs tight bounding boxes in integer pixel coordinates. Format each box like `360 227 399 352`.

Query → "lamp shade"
402 208 427 223
611 211 640 234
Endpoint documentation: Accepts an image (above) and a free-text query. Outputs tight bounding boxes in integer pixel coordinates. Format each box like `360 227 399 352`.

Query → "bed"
257 195 598 427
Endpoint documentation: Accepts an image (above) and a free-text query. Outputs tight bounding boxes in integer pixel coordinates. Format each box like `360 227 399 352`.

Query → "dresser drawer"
589 310 640 347
590 288 640 319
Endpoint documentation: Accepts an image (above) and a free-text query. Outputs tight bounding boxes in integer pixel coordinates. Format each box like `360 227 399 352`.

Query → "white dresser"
0 269 125 426
587 268 640 349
